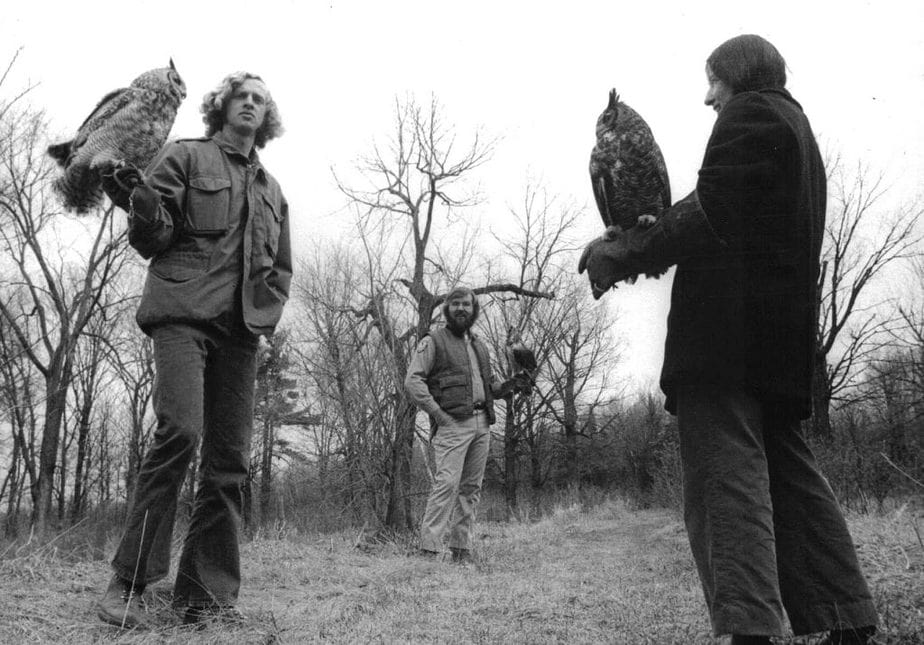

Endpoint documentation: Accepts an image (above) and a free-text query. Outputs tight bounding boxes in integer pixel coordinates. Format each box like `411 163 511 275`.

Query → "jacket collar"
757 87 803 111
212 131 266 178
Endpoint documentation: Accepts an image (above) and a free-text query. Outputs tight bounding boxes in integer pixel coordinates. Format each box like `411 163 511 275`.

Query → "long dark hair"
707 35 787 93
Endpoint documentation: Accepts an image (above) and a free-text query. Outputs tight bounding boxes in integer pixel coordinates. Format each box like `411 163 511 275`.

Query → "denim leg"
764 413 878 635
173 331 258 608
449 413 490 550
677 386 786 637
112 324 209 586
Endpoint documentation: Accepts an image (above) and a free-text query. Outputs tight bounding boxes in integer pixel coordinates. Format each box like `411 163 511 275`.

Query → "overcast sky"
3 1 922 389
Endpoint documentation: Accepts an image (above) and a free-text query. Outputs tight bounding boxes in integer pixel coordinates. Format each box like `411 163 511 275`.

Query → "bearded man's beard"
447 311 474 335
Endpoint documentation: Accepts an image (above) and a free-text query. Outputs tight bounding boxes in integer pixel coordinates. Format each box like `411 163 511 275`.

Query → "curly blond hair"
200 72 283 149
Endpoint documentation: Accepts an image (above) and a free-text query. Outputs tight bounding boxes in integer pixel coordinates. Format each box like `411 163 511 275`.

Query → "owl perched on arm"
589 89 671 280
47 59 186 214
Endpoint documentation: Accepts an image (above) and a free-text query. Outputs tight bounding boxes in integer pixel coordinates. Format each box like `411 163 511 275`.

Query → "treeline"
0 57 921 541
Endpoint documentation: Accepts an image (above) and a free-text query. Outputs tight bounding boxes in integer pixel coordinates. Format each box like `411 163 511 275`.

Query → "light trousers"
419 412 491 552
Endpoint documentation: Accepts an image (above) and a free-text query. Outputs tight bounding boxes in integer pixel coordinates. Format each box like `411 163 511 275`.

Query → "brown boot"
96 575 146 629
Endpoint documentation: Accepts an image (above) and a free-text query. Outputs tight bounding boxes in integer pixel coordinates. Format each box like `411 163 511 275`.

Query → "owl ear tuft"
169 58 177 71
608 89 617 109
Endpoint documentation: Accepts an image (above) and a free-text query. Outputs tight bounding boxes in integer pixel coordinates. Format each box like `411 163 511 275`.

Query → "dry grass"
0 499 920 644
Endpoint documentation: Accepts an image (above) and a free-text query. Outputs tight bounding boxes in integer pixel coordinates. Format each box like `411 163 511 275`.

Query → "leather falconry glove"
100 163 146 211
577 191 726 299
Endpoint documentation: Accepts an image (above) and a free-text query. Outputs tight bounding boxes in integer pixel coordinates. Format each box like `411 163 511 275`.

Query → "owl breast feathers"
47 59 187 214
589 88 671 280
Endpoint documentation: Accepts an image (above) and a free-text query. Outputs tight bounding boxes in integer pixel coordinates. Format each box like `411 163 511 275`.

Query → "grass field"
0 499 920 644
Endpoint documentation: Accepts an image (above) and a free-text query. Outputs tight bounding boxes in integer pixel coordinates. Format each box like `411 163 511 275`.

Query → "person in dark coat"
579 35 878 645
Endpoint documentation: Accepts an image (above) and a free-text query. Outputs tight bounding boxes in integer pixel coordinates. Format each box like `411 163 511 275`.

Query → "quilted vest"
426 327 496 425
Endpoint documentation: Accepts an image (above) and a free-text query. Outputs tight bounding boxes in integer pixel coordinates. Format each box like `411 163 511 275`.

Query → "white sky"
3 0 922 390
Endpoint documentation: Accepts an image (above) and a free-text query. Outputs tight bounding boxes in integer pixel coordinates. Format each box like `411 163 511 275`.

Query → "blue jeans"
111 323 258 608
677 385 877 637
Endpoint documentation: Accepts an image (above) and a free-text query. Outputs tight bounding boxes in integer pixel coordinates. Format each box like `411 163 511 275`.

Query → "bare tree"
0 307 40 535
812 156 923 437
333 96 553 531
0 103 133 531
98 287 155 498
291 242 389 525
478 183 622 513
68 322 112 521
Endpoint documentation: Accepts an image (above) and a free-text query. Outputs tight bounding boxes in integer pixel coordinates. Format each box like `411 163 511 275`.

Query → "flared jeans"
111 323 259 608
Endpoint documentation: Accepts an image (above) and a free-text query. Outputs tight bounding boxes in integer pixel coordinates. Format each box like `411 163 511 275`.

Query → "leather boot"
96 574 146 629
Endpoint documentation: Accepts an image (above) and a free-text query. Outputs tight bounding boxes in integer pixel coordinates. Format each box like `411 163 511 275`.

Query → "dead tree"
812 157 923 437
334 96 553 531
0 104 132 531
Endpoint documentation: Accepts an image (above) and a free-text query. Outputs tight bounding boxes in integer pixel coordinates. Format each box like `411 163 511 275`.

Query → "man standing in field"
96 71 291 628
405 287 526 563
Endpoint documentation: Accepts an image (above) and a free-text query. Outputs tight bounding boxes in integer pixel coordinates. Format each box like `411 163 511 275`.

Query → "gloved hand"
578 191 725 299
577 232 645 299
100 163 146 211
511 372 534 394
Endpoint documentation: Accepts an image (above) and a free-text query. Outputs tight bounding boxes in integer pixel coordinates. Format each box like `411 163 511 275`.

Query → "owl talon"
602 225 623 241
636 214 657 228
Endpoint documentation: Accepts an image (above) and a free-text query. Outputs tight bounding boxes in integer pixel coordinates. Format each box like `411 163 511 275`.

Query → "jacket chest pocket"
186 176 231 235
437 372 470 406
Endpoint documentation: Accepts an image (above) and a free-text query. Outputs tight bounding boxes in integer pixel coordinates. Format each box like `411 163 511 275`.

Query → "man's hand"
511 372 533 394
100 162 146 210
577 232 641 299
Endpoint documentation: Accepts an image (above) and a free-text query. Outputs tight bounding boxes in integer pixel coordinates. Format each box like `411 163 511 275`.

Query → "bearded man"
404 287 524 563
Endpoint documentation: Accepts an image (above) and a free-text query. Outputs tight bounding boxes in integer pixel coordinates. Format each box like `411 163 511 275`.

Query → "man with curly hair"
96 72 291 628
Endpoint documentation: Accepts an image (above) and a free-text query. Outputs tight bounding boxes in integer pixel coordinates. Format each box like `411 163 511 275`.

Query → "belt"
473 401 487 410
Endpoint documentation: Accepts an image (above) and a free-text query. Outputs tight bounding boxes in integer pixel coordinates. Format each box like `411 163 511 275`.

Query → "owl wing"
72 87 135 147
651 140 672 210
615 117 671 225
512 346 538 372
589 145 619 229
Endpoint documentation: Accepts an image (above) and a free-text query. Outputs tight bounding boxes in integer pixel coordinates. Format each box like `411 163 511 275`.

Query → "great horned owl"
47 59 186 214
589 89 671 280
505 327 538 385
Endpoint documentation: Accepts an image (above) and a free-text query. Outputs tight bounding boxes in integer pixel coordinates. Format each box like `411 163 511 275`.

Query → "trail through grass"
0 501 920 644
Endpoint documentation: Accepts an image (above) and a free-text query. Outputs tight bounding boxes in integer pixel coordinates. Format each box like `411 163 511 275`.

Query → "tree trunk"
384 403 417 532
810 351 833 439
503 395 519 520
259 415 274 525
71 397 93 521
33 362 71 532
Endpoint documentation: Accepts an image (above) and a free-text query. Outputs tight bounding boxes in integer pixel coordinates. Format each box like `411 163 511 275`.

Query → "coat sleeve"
127 142 188 259
696 92 798 254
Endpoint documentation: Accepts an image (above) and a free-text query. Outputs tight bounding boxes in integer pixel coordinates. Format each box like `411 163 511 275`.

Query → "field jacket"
126 132 292 337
